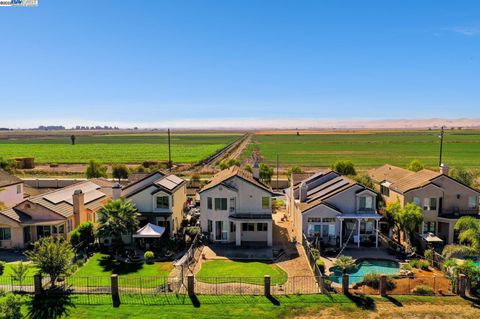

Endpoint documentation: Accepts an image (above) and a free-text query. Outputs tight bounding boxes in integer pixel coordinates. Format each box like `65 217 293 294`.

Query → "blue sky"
0 1 479 128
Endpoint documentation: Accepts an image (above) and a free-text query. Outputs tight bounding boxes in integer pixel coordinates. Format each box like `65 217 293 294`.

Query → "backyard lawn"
196 260 288 285
70 253 174 287
0 263 38 285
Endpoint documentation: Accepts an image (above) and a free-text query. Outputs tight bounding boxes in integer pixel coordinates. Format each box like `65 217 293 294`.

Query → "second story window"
359 196 373 210
230 198 236 212
262 197 270 209
207 197 212 209
156 196 169 209
469 196 478 209
423 198 437 211
380 185 390 196
413 197 421 206
214 198 227 210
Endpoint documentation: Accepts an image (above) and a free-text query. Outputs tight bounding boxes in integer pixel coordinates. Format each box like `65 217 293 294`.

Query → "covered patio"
337 213 382 248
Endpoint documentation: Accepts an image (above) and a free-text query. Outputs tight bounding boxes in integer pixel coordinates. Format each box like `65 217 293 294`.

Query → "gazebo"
132 223 166 250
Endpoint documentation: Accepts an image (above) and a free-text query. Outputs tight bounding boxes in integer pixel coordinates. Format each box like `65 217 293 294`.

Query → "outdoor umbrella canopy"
422 232 443 243
132 223 166 238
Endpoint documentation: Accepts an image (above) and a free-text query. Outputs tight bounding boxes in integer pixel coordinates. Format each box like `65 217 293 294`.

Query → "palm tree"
97 199 140 245
442 216 480 258
334 255 356 274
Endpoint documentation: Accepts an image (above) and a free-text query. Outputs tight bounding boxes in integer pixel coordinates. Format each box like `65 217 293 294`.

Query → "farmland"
0 132 242 164
243 130 480 169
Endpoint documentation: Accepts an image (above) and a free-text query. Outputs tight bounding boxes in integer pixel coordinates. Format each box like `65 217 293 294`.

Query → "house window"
37 226 51 238
307 224 322 236
67 220 73 232
360 221 374 235
413 197 421 206
16 184 22 194
214 198 227 210
468 196 477 209
262 197 270 209
23 227 31 244
0 227 11 241
423 221 436 234
215 221 227 240
242 223 255 231
207 197 213 209
230 222 236 232
423 198 437 211
230 198 236 213
156 196 169 209
307 218 322 223
380 185 390 196
359 196 373 210
322 218 336 223
257 223 268 231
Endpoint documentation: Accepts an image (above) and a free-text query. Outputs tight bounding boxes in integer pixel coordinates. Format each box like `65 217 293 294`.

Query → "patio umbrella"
132 223 166 238
422 232 443 243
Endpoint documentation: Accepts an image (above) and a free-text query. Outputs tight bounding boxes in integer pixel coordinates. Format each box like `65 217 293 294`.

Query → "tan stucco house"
0 170 24 208
368 164 480 244
286 170 382 248
0 179 113 249
199 166 274 247
122 170 187 237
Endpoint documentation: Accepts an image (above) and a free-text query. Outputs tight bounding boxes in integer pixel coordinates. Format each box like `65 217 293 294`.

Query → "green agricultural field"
247 130 480 169
0 132 241 164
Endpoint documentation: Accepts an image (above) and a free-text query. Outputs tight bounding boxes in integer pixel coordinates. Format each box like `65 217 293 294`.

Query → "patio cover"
422 232 443 243
132 223 166 238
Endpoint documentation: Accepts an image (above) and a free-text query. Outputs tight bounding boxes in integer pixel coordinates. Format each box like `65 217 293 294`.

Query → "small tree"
190 174 200 184
244 164 252 173
70 221 95 251
0 157 16 173
407 160 425 172
25 237 74 287
11 262 29 287
85 160 107 178
219 158 240 170
70 135 76 145
97 199 140 245
385 199 402 244
398 202 423 246
287 165 303 181
450 167 475 187
259 163 274 184
331 160 356 176
333 255 356 274
112 164 129 182
352 174 375 189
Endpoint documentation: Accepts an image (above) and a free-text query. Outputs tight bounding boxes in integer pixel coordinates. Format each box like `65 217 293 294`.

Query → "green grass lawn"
70 253 174 287
0 263 38 285
6 294 476 319
246 130 480 169
196 260 288 285
0 133 241 164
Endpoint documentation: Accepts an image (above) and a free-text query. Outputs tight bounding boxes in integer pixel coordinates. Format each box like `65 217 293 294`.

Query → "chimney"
299 182 308 202
440 163 449 175
72 189 84 227
252 162 260 180
112 182 122 200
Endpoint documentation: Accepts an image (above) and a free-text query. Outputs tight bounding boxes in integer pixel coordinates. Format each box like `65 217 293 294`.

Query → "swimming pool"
329 258 400 285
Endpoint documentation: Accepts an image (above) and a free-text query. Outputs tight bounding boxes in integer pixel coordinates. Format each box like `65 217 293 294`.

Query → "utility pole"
438 126 444 167
276 154 279 190
168 128 172 171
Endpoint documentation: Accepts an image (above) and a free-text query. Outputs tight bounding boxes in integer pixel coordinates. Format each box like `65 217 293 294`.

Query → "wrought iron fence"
0 275 37 293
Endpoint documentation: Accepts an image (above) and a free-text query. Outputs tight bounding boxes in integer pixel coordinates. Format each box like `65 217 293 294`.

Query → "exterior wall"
381 189 405 206
325 185 376 213
302 205 341 239
0 183 24 208
432 176 479 215
16 201 65 221
0 215 23 249
404 184 443 223
171 184 187 234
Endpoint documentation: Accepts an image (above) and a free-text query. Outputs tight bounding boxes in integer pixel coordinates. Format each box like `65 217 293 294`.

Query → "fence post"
187 274 195 296
34 274 42 296
458 274 467 297
342 274 349 294
264 275 271 297
379 275 387 296
111 274 120 307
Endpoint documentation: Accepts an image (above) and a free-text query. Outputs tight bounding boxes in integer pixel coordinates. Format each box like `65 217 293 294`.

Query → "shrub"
412 284 434 295
407 160 425 172
0 293 22 319
144 251 155 263
331 160 356 176
360 273 396 290
408 259 430 270
70 222 95 251
184 226 201 238
401 263 412 271
316 258 325 274
310 248 320 261
112 164 129 181
85 160 107 178
0 261 5 276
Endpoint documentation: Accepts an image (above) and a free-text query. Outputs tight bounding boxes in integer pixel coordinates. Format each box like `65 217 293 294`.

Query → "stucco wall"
0 183 24 208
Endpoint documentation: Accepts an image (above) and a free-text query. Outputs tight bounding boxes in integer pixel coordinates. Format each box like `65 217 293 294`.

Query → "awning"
337 213 382 220
422 232 443 243
133 223 166 238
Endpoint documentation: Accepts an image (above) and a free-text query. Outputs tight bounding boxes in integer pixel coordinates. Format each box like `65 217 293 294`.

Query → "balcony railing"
439 208 479 217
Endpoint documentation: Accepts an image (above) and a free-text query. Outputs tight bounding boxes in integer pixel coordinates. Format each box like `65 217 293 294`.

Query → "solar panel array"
155 175 184 191
306 178 349 203
43 182 101 204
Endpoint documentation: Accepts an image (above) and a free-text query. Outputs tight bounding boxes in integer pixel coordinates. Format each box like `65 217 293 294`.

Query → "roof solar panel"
157 179 177 190
306 176 343 196
306 179 349 203
43 182 100 204
165 175 183 184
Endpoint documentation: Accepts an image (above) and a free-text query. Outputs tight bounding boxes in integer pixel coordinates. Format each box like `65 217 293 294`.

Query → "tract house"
369 164 480 244
0 179 112 249
199 166 274 247
286 171 382 248
0 170 24 208
121 170 187 236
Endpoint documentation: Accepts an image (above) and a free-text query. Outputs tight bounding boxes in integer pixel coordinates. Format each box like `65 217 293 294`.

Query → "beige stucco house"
199 166 274 247
0 179 113 249
122 170 187 237
368 164 480 244
0 170 24 208
286 170 382 248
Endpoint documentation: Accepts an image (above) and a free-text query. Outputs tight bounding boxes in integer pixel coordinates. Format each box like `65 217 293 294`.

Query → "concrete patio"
202 244 273 260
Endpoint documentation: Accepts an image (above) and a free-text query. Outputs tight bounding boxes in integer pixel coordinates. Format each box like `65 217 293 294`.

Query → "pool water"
329 259 400 285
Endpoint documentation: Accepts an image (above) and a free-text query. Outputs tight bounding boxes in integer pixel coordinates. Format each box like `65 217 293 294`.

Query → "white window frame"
468 196 478 209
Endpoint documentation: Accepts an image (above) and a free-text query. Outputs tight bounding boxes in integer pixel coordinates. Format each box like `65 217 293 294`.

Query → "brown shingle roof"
200 167 272 194
368 165 442 194
0 208 30 223
0 170 23 188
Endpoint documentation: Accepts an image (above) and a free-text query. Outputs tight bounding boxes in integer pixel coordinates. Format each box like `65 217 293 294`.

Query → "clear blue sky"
1 1 479 128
